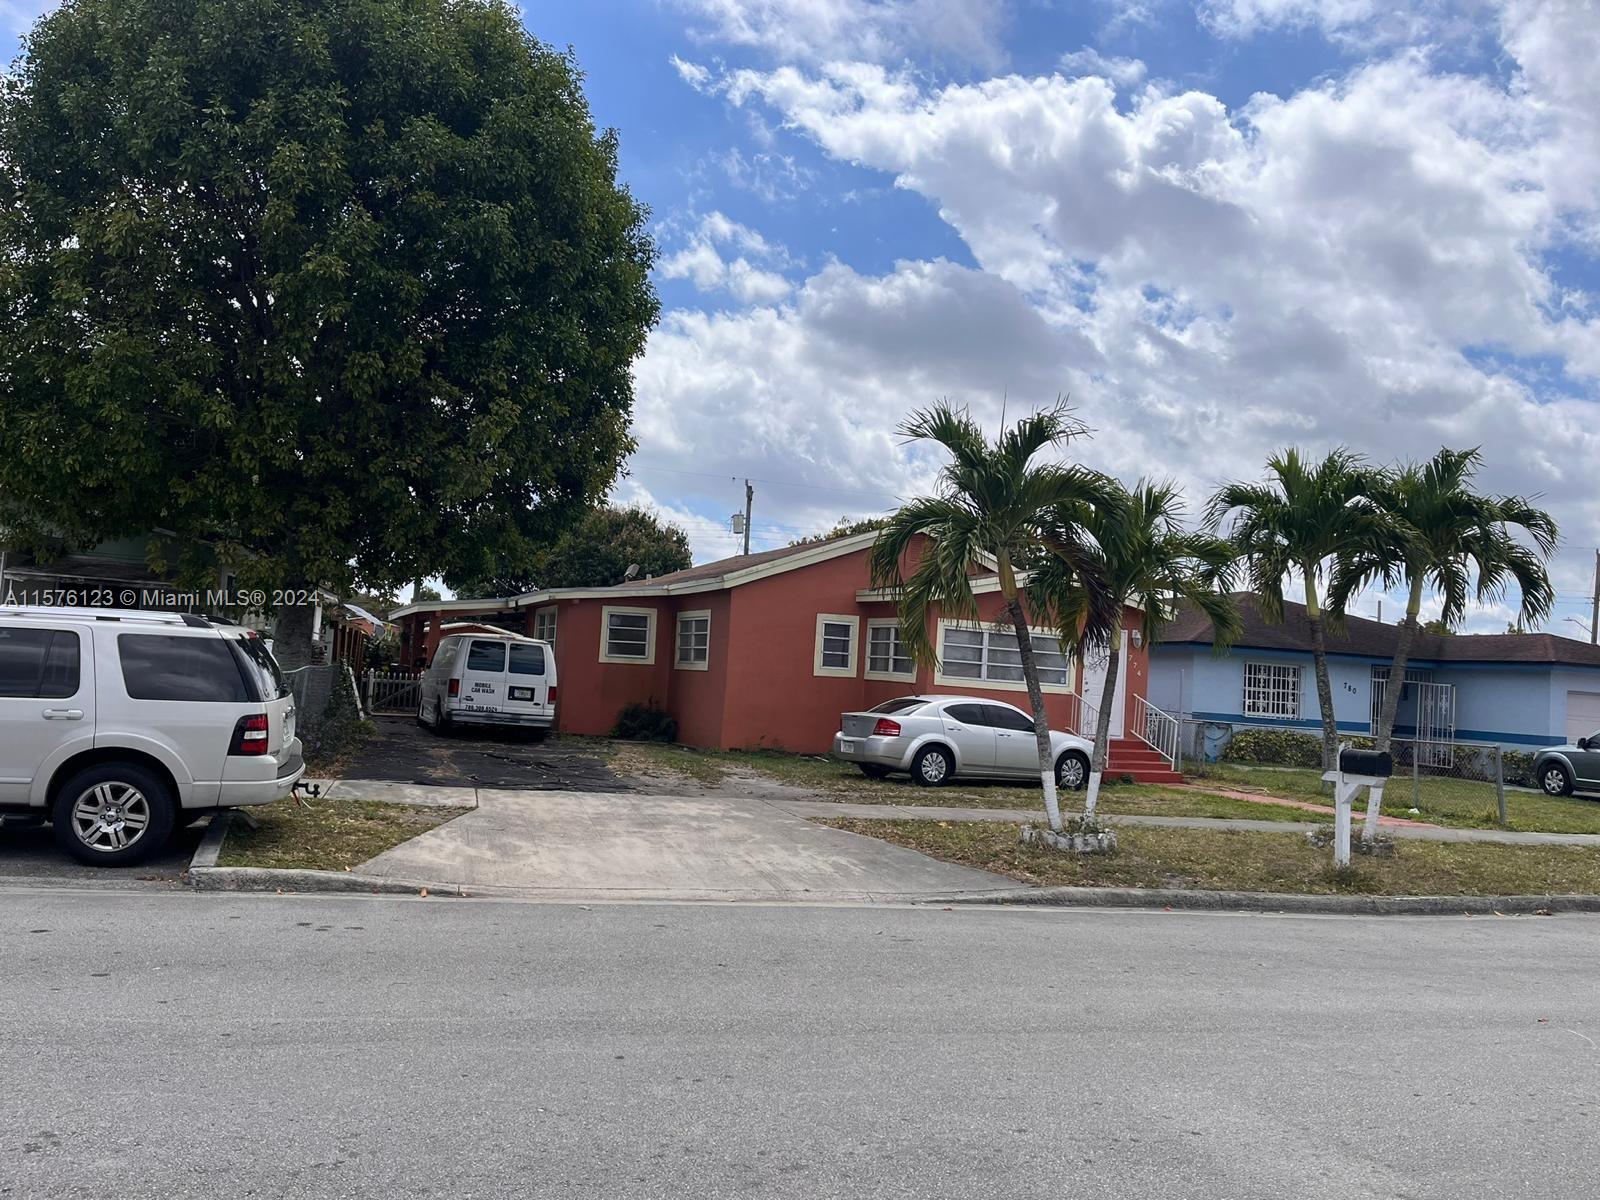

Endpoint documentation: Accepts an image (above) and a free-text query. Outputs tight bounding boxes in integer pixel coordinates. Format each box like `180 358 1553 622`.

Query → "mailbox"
1338 748 1393 779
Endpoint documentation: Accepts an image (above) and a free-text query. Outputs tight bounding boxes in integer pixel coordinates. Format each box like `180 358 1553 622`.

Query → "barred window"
1243 662 1301 719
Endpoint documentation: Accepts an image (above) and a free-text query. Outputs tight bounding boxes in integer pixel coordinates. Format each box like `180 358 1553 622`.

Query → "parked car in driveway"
416 631 557 737
0 605 303 865
1532 733 1600 798
832 695 1093 788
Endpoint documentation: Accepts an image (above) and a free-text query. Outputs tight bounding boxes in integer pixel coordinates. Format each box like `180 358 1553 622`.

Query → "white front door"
1078 642 1127 737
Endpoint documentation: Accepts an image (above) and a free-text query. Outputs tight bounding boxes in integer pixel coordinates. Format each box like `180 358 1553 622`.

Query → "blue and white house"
1150 597 1600 752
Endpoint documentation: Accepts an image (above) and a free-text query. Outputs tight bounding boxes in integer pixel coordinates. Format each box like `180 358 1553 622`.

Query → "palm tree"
1046 481 1239 818
1207 448 1382 772
1330 448 1557 756
870 402 1121 832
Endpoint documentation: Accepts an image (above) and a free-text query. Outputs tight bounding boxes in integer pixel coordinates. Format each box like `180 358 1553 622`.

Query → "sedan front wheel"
912 746 954 787
1540 762 1573 797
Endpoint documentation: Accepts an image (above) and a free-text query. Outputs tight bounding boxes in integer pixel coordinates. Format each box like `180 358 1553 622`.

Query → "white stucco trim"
863 618 917 682
814 614 860 678
932 618 1075 695
674 609 711 671
599 605 657 666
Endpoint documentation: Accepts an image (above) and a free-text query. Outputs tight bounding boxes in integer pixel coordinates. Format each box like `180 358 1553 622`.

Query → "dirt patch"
338 717 632 791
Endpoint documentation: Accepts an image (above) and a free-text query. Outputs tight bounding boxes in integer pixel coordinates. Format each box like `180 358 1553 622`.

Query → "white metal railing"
364 669 422 714
1070 691 1100 740
1133 695 1179 770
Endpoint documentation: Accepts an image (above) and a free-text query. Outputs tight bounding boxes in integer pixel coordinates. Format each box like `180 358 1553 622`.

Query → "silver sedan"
832 695 1093 788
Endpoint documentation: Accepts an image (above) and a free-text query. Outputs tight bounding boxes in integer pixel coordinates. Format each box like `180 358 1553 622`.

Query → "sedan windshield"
870 698 927 715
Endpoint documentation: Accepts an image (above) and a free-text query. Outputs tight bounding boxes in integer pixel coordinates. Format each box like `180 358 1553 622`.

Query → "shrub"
1502 749 1535 788
1221 727 1325 767
613 700 678 743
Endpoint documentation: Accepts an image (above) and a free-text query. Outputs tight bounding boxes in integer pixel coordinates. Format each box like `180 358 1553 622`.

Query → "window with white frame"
814 615 859 677
676 611 710 669
533 606 557 646
866 621 915 679
1243 662 1301 718
938 624 1070 688
600 607 655 664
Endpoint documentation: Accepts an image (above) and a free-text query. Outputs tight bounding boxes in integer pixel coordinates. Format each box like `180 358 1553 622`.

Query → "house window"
533 606 557 646
1244 662 1301 718
676 611 710 670
937 623 1070 689
600 606 656 665
814 614 859 677
866 620 915 680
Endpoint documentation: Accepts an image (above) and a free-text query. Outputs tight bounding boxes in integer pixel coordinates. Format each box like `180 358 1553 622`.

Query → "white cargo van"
416 631 557 738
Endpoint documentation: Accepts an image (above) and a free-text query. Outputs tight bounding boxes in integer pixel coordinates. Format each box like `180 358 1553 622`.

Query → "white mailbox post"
1320 743 1395 868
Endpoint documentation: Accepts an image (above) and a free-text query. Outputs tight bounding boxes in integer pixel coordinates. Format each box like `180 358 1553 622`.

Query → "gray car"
832 695 1094 788
1532 732 1600 797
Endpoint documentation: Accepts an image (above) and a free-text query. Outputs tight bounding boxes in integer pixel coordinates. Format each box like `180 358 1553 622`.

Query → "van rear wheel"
51 763 176 867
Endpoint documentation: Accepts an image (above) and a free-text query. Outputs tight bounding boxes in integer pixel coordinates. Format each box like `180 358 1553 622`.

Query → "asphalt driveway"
339 716 630 791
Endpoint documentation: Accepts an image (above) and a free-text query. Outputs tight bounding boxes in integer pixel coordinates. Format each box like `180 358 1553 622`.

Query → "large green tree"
0 0 657 666
1208 449 1382 771
455 504 691 594
869 403 1119 833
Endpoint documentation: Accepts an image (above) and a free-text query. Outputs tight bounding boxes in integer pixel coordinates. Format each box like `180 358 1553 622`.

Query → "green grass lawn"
609 740 1314 821
1187 761 1600 835
217 797 470 872
829 818 1600 897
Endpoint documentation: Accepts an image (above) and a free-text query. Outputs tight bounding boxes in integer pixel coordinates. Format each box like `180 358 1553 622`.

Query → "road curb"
924 885 1600 915
187 810 233 871
189 864 464 896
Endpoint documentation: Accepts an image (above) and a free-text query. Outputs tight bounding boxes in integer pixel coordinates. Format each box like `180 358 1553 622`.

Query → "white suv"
0 606 304 865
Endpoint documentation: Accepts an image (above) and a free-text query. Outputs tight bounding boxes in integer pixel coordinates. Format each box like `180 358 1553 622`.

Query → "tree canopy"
0 0 657 662
455 504 691 594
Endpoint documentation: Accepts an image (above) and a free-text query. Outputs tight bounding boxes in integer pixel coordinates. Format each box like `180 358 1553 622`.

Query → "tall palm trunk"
1303 570 1338 773
1362 574 1424 840
1373 574 1424 752
1083 627 1121 819
1004 595 1064 834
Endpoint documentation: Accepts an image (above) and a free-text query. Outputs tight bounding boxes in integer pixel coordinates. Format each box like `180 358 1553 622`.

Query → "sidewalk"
773 800 1600 847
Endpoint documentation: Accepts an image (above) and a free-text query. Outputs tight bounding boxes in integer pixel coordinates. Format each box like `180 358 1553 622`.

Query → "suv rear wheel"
51 763 176 867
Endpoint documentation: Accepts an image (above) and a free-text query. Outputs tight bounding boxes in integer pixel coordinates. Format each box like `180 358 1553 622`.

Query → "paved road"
4 892 1596 1199
0 818 207 888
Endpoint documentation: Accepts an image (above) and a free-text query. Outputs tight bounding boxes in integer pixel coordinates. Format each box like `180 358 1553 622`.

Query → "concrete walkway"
775 799 1600 846
353 789 1017 901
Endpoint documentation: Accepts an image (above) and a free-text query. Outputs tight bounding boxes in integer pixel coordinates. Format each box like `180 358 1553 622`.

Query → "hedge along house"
1150 594 1600 753
389 531 1177 778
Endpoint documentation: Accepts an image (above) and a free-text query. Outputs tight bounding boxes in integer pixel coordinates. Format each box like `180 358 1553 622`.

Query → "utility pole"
1591 549 1598 645
742 479 754 556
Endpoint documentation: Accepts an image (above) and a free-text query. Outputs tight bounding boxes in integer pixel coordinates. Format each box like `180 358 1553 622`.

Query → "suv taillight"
448 678 460 697
547 685 558 707
230 713 270 756
872 718 902 736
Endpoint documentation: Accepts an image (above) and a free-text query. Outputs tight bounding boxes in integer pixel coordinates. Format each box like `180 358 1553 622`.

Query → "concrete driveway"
354 789 1014 902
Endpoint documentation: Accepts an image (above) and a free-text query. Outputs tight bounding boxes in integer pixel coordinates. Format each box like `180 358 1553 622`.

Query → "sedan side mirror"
1580 738 1590 752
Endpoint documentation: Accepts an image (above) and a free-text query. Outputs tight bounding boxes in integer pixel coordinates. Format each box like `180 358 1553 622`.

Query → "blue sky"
6 1 1600 631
